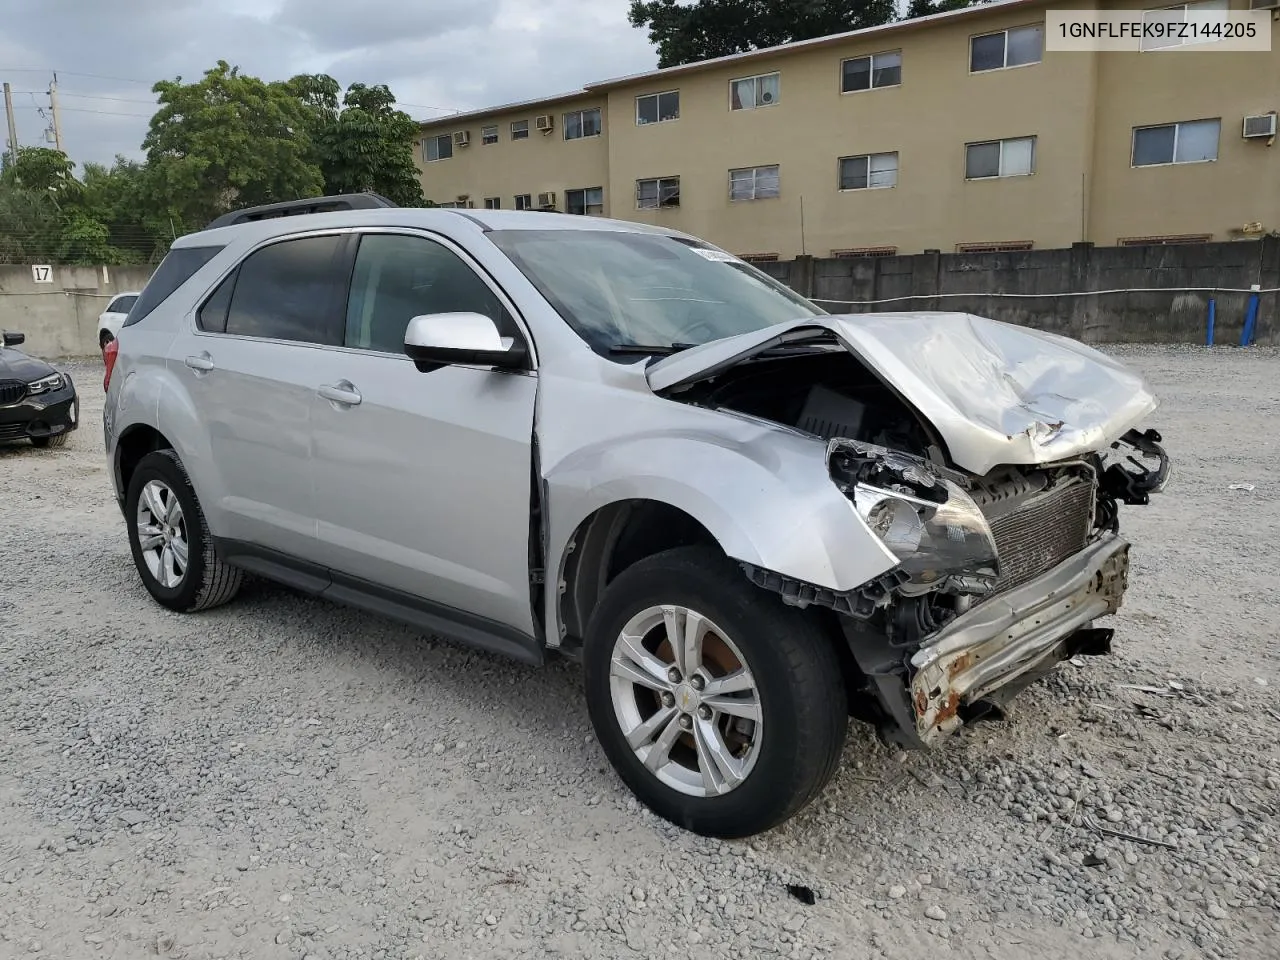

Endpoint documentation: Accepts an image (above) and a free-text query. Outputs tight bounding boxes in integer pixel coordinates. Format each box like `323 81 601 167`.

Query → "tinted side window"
197 272 236 333
344 234 509 354
225 236 343 344
122 245 225 327
110 295 138 314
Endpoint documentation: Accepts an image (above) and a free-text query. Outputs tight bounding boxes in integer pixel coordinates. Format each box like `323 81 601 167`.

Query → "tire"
30 433 69 449
125 449 242 613
583 546 848 838
99 331 114 349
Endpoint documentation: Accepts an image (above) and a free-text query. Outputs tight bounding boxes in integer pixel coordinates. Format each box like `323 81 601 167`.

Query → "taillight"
103 339 119 392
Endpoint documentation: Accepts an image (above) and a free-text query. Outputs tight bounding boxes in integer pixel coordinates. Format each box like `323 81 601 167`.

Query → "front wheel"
30 433 69 449
583 547 848 838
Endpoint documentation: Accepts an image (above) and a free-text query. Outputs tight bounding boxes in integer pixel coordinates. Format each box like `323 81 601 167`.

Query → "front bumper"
907 534 1130 744
0 377 79 443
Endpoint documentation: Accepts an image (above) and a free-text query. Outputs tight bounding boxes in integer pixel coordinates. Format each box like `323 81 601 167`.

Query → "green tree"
905 0 985 18
143 61 324 233
1 146 79 197
0 183 62 264
629 0 898 68
287 76 428 207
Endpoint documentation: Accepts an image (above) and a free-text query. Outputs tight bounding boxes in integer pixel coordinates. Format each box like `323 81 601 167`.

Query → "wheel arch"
558 499 721 649
114 423 175 502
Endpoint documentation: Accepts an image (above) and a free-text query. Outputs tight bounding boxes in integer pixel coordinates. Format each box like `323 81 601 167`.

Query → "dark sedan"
0 331 79 448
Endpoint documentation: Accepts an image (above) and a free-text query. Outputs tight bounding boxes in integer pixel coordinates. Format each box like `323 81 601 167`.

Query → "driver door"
307 231 539 637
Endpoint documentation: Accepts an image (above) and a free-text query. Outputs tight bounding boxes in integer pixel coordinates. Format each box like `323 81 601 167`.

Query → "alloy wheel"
136 479 189 589
608 604 763 798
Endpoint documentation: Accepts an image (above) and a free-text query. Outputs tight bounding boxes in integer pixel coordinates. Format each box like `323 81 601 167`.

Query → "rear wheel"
125 449 242 612
583 546 848 838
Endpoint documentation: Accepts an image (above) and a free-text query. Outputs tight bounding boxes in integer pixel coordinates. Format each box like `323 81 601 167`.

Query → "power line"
11 104 153 118
0 67 154 86
11 90 158 105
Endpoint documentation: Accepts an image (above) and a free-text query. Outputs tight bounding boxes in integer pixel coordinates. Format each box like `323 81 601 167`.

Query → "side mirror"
403 313 528 372
2 331 25 348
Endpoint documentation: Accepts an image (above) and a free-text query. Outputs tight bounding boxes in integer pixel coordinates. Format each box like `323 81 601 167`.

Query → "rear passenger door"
306 230 539 638
173 232 347 560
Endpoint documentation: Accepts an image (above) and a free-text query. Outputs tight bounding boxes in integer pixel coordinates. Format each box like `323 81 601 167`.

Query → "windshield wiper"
608 342 698 356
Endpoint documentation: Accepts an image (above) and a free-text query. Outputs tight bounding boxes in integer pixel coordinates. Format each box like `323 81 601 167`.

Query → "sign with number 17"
31 265 53 283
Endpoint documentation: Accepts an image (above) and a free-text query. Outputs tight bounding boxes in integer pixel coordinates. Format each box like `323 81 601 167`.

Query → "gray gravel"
1 345 1277 960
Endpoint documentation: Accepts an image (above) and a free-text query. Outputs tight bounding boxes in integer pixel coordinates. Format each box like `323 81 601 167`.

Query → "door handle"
318 381 362 406
184 353 215 373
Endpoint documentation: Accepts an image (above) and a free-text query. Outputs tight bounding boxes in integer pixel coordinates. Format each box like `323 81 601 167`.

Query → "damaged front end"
747 430 1169 749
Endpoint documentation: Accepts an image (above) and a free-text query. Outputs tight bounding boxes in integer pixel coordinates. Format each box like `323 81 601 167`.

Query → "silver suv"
104 196 1169 838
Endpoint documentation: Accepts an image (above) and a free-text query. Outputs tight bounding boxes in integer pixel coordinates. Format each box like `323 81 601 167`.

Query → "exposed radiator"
985 477 1096 594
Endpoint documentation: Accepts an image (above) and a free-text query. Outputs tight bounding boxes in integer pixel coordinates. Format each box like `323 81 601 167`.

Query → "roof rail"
204 193 398 230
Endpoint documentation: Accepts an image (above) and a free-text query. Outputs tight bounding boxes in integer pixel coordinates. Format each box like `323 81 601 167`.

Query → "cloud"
0 0 658 168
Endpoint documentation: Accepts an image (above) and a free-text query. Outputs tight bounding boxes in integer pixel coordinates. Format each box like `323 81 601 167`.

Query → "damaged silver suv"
104 196 1169 838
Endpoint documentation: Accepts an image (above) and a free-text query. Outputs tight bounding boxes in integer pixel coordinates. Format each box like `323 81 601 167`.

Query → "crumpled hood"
0 347 57 383
646 312 1159 476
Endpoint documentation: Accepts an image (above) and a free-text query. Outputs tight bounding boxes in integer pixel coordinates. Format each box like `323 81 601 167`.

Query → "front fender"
542 420 900 645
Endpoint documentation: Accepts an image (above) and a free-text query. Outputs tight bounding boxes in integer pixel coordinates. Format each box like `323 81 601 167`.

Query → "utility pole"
48 72 64 152
3 82 18 166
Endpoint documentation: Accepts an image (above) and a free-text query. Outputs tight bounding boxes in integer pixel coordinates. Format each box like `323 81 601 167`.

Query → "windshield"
487 229 825 356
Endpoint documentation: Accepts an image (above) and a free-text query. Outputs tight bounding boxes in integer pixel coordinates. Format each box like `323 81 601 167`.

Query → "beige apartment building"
414 0 1279 260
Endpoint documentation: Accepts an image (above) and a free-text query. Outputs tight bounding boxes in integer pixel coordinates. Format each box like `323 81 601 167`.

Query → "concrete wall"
757 236 1279 345
0 264 155 358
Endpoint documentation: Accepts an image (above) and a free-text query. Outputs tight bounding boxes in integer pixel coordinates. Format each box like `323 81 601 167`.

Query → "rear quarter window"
122 245 226 328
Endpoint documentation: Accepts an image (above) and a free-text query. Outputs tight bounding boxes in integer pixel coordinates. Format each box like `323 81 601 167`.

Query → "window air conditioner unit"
1243 114 1277 138
537 191 556 208
535 114 554 133
453 130 471 147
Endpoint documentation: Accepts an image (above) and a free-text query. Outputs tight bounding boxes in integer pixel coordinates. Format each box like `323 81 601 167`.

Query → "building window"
565 187 604 215
422 134 452 162
838 152 898 190
484 197 501 209
730 72 780 111
637 91 680 125
832 246 898 258
511 120 529 141
729 165 781 201
481 125 498 145
840 51 902 93
1141 0 1228 51
514 194 532 211
739 254 779 264
1132 119 1220 166
970 25 1043 72
636 177 680 209
956 241 1033 253
564 108 602 140
965 136 1035 179
1118 234 1213 246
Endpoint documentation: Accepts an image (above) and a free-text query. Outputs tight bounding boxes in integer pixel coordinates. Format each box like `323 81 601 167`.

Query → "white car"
97 292 140 349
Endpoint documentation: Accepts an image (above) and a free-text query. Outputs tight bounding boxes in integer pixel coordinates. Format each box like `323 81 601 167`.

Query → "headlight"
27 372 64 395
831 440 1000 597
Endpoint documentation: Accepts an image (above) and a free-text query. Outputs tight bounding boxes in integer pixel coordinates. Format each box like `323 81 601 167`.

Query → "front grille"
0 380 27 406
0 422 28 441
986 477 1095 594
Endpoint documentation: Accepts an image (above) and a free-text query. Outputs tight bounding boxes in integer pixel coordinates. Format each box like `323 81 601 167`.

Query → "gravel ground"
1 345 1277 960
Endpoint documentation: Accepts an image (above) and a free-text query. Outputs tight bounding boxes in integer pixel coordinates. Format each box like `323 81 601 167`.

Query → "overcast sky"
0 0 658 170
